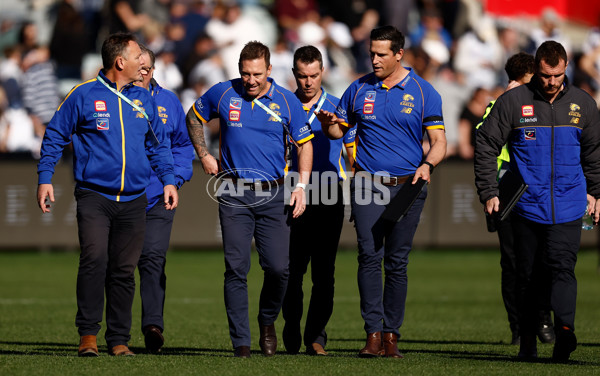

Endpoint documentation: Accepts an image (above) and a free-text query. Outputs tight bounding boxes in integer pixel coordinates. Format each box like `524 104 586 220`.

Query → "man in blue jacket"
136 45 194 353
36 33 178 357
475 40 600 362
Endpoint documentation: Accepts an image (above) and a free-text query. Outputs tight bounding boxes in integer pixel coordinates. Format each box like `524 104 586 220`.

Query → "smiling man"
186 41 313 358
317 25 446 358
475 40 600 362
37 32 177 357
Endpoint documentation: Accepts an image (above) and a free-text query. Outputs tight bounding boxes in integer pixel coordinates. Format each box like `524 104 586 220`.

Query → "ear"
115 56 125 71
396 49 404 62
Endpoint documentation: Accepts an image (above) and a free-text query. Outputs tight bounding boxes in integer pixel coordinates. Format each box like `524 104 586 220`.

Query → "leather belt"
355 165 410 186
222 177 285 191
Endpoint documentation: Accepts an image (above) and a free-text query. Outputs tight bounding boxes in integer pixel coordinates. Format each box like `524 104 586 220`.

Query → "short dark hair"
505 52 534 81
534 40 568 69
139 44 156 67
370 25 405 54
293 45 323 70
238 41 270 70
101 32 138 70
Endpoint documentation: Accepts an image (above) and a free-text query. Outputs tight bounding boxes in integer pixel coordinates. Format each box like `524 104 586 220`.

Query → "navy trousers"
74 188 146 347
511 214 580 335
282 183 345 347
351 177 427 336
138 202 176 332
219 186 292 348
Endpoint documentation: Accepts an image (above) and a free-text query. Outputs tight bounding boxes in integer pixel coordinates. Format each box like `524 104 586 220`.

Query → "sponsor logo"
519 117 538 123
524 129 535 140
336 106 346 116
93 113 110 118
96 118 109 130
229 110 240 121
365 91 376 102
94 100 107 111
227 122 243 127
196 98 204 109
570 103 580 111
299 125 309 133
363 103 374 114
361 115 377 120
522 105 534 117
230 98 242 109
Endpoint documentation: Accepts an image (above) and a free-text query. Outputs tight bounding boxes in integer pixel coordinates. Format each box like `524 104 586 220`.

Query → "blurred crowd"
1 0 600 160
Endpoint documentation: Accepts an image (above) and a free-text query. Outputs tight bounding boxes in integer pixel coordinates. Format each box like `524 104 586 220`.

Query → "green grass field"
1 249 599 375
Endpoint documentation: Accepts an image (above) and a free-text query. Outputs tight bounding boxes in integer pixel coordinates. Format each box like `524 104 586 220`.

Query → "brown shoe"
383 332 404 358
143 325 164 353
259 323 277 356
109 344 135 356
78 335 98 357
359 332 384 357
234 345 251 358
306 343 328 356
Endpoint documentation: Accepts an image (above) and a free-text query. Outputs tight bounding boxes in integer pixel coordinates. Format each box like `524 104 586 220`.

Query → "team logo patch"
524 129 536 140
94 100 107 111
570 103 580 111
363 103 374 114
96 118 109 130
230 98 242 109
365 91 376 102
229 110 240 121
403 94 414 101
522 105 534 117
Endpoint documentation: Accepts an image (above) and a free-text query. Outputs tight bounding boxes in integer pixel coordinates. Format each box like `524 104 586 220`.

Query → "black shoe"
552 326 577 362
234 346 251 358
537 311 555 344
518 333 537 360
282 322 301 354
143 325 164 353
511 330 520 346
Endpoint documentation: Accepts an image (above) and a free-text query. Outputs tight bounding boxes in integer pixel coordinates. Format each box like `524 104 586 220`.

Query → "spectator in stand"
205 0 271 80
453 15 503 91
49 0 89 80
457 87 492 160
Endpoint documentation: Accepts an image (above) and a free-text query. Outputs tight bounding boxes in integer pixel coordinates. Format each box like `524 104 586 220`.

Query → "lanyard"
253 97 299 147
307 90 327 126
96 75 159 144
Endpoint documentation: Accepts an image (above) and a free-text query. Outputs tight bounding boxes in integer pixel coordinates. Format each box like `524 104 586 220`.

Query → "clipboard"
381 177 426 222
497 169 528 221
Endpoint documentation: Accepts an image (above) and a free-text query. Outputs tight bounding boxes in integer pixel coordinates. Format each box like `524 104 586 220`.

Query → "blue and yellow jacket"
37 70 175 202
144 79 194 210
475 78 600 224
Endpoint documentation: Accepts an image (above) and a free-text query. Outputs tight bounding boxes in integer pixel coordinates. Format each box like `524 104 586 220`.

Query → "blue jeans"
351 178 427 336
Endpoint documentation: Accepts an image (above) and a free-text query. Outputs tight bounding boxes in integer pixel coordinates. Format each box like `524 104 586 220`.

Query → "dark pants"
497 216 552 334
219 186 291 348
74 188 147 347
497 217 519 332
282 183 345 347
138 202 176 332
511 214 580 336
351 178 427 336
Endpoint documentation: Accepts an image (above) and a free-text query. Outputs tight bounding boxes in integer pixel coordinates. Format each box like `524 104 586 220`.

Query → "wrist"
295 182 306 190
421 161 435 174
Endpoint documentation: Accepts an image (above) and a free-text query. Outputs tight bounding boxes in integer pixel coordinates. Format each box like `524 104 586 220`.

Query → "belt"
222 176 285 191
355 165 411 186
